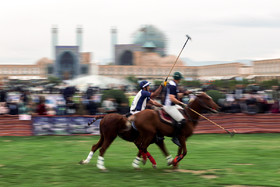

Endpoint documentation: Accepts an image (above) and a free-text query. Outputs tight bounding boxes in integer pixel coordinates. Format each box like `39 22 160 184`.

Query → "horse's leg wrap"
84 151 94 164
166 155 173 166
140 151 147 161
97 156 106 170
80 151 94 164
172 154 184 166
146 152 157 167
132 156 141 169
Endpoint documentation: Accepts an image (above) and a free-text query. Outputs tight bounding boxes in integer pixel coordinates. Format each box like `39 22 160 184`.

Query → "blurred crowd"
217 85 280 114
0 86 130 116
0 83 279 116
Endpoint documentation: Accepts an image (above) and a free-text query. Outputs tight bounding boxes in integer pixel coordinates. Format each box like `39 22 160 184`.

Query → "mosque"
47 26 91 80
0 25 279 85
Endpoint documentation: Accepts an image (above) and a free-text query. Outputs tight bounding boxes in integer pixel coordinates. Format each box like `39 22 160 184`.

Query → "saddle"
157 108 187 126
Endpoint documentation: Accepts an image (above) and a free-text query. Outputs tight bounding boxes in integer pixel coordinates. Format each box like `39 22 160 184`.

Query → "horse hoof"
132 162 140 169
167 161 173 166
79 160 88 165
100 168 108 172
152 165 157 169
142 159 147 165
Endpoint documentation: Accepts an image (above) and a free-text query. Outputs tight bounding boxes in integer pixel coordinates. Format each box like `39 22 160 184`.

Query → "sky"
1 0 280 66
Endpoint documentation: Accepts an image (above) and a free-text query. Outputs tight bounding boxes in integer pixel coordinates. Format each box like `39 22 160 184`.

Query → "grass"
0 134 279 187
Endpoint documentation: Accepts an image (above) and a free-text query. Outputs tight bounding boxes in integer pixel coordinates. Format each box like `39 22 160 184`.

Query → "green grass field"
0 134 279 187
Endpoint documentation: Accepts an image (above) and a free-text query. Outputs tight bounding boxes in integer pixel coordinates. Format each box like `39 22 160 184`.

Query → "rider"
130 80 163 114
163 71 192 146
129 80 165 168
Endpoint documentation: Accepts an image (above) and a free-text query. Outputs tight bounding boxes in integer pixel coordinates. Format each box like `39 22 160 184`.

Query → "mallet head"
186 35 192 40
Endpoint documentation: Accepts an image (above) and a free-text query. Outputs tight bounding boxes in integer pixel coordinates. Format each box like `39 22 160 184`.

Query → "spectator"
76 97 88 115
0 86 7 103
102 97 117 113
56 98 66 115
36 96 47 115
7 99 18 115
87 95 98 115
18 95 31 114
0 102 9 115
65 97 77 115
21 90 31 105
271 86 280 113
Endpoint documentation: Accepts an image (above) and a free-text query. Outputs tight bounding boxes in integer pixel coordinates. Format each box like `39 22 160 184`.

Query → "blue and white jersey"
130 90 151 113
164 80 179 106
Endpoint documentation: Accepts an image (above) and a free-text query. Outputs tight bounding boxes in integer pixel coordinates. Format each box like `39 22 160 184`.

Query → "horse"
132 92 220 167
79 113 173 171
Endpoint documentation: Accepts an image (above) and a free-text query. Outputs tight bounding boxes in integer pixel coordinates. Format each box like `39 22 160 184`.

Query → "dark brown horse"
132 92 219 167
79 113 173 170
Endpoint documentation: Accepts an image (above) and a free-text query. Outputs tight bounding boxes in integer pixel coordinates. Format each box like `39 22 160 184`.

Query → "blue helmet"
139 80 151 89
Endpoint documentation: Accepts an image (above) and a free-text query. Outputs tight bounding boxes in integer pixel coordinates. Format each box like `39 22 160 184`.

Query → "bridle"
182 95 235 137
196 96 218 113
182 95 217 123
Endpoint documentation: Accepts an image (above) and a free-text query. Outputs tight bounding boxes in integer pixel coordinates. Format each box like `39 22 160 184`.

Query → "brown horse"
132 92 220 167
79 113 173 171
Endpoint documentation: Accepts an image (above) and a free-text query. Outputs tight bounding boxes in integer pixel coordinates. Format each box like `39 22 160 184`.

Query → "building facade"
252 58 280 81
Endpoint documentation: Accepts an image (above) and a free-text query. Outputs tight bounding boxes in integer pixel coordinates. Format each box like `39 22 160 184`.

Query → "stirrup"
172 137 181 147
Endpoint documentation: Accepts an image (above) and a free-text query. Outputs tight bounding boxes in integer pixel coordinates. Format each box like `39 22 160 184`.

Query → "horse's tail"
88 115 105 126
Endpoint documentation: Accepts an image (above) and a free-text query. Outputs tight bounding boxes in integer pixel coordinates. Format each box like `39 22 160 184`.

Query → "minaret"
76 25 83 52
51 26 58 60
111 27 117 64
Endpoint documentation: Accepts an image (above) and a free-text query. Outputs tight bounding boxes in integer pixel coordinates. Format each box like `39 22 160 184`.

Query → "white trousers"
163 105 185 122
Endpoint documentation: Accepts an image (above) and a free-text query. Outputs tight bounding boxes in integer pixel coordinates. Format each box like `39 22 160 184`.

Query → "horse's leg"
132 150 144 169
145 151 157 168
155 140 173 166
132 149 158 169
172 138 187 168
136 133 156 169
97 135 117 171
80 134 104 164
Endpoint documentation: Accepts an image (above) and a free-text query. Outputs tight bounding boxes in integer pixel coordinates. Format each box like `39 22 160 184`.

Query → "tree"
47 76 62 85
206 90 226 104
126 75 138 89
101 89 129 105
259 79 279 89
181 80 201 88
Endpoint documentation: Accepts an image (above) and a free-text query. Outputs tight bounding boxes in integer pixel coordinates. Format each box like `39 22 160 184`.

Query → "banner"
32 116 101 135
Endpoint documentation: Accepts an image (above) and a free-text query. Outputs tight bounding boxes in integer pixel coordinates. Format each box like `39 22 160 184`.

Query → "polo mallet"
188 107 236 137
163 35 191 86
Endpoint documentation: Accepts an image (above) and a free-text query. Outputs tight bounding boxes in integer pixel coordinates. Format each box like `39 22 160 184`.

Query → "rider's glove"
179 103 187 108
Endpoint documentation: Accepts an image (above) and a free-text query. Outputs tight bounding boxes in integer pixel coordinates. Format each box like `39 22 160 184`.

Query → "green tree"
206 90 226 104
181 80 201 88
126 75 138 89
47 76 62 85
259 79 279 89
101 89 129 105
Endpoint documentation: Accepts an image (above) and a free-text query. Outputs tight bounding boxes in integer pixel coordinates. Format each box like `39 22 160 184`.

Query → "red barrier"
195 113 280 134
0 113 279 136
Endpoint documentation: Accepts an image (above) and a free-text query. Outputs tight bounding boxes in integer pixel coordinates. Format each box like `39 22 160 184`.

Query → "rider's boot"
172 119 186 147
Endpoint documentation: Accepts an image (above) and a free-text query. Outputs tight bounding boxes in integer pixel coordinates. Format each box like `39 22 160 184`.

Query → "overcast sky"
1 0 280 65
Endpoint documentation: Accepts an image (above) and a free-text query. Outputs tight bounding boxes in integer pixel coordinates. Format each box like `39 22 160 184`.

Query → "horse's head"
194 92 220 113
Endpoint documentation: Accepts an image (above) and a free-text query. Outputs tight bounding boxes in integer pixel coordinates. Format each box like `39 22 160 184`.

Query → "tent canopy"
67 75 133 91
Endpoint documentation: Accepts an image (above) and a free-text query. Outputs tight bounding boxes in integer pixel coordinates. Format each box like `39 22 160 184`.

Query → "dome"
132 25 167 56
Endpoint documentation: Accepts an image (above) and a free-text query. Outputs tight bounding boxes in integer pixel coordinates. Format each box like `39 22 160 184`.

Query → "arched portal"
120 50 133 65
60 52 75 79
